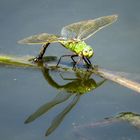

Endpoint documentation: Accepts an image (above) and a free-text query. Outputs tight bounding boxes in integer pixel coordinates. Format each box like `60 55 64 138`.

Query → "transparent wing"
18 33 62 45
61 15 118 40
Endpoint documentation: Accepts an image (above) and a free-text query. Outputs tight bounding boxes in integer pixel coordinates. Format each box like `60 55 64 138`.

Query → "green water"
0 0 140 139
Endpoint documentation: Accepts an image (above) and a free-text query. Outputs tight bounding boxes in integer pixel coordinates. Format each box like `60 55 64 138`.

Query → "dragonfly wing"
18 33 62 45
61 15 118 40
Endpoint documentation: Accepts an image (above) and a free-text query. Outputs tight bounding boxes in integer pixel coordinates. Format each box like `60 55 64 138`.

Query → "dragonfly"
18 15 118 68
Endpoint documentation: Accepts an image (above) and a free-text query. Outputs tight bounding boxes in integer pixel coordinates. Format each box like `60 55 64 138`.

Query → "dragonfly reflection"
24 63 106 136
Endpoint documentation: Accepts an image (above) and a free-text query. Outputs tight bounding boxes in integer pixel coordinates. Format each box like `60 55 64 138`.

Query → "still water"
0 0 140 140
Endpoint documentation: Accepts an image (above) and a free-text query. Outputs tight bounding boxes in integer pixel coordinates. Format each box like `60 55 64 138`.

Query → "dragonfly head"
82 46 94 58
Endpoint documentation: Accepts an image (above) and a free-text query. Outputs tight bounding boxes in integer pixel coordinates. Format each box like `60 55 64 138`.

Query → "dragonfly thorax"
61 41 94 58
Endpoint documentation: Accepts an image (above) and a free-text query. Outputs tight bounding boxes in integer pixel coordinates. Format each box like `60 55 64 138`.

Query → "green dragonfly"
18 15 118 68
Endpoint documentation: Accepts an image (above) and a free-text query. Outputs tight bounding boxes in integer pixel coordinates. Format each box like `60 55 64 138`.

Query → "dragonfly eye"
83 49 89 56
83 47 94 58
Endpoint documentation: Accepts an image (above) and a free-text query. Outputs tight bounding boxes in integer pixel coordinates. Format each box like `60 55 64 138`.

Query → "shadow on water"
24 61 106 136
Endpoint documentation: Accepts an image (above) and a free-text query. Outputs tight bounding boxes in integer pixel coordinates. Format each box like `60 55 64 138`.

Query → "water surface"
0 0 140 140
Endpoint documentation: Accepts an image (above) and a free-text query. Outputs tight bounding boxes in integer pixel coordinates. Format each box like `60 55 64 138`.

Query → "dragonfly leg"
73 57 83 69
34 43 50 62
56 54 92 69
86 57 92 66
83 56 93 69
71 54 78 63
56 54 75 66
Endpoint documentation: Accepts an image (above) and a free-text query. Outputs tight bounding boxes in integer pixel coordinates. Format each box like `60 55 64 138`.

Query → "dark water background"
0 0 140 139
